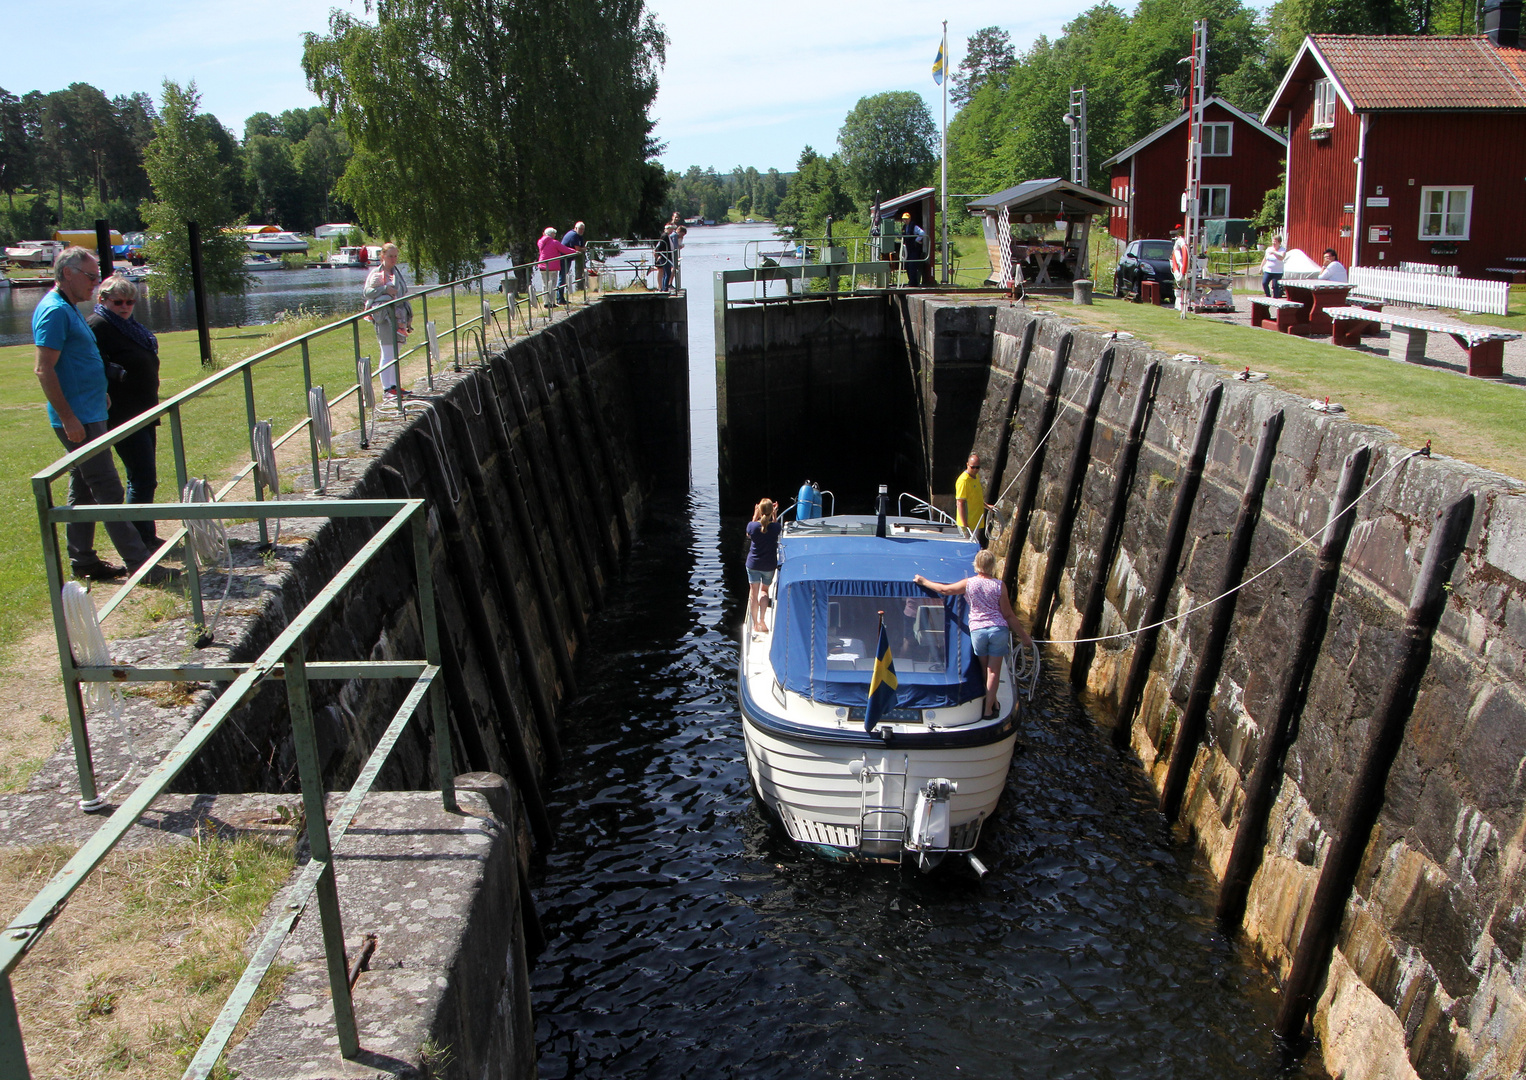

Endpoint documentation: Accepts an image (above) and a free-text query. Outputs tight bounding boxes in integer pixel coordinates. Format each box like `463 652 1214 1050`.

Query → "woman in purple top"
745 497 782 634
914 550 1034 719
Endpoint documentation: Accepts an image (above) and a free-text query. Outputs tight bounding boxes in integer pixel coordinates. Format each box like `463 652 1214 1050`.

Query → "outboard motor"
874 483 889 538
910 777 958 870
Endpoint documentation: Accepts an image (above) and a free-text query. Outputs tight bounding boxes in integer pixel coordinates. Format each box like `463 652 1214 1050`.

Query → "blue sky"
4 0 1249 173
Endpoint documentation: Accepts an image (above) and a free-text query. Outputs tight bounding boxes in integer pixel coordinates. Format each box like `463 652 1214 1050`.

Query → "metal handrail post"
450 283 460 370
32 474 98 806
168 405 207 633
301 340 321 490
0 974 29 1079
411 511 456 812
420 293 433 389
283 638 361 1058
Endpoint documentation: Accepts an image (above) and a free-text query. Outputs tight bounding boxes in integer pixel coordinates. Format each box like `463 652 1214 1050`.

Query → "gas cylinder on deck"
796 481 820 520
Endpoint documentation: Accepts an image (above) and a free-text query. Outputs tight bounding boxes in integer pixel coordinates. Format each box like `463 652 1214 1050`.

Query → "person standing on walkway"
88 274 161 551
33 246 164 582
654 225 677 292
955 452 989 547
363 242 412 400
902 213 927 286
557 221 586 304
1260 234 1286 297
537 227 579 308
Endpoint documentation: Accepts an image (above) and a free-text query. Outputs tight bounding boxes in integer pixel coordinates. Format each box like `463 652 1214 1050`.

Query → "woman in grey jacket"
363 242 413 398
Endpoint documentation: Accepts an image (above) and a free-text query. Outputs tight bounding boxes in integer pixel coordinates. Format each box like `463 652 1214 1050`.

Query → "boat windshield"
827 595 946 672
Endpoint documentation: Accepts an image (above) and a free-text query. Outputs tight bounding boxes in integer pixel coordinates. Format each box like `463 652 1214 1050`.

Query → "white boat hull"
742 713 1016 859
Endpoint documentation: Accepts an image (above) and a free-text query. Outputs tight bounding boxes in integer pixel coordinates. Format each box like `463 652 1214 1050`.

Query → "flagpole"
940 21 950 285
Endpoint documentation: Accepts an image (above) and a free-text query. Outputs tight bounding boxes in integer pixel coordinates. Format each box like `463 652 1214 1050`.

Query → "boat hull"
740 692 1016 862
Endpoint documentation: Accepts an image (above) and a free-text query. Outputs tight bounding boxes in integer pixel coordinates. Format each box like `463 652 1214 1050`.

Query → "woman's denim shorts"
971 627 1011 657
747 568 775 586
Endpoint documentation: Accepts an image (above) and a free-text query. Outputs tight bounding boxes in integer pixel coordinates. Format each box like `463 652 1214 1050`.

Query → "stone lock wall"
901 295 1526 1080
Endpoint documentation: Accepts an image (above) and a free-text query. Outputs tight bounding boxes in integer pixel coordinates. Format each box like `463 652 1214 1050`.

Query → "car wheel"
1113 271 1127 299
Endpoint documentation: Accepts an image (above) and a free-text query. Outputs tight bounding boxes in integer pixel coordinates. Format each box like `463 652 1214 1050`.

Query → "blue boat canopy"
768 533 985 709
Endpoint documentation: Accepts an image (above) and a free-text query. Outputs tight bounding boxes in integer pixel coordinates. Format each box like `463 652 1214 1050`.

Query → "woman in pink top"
536 227 579 308
914 550 1034 719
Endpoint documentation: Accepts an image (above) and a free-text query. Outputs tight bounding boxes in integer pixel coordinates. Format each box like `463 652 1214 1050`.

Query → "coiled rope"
182 477 234 642
62 581 122 723
308 385 333 491
1034 447 1426 646
251 419 282 548
356 356 378 443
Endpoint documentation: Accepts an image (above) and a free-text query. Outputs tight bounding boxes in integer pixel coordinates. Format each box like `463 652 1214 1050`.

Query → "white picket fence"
1352 266 1510 316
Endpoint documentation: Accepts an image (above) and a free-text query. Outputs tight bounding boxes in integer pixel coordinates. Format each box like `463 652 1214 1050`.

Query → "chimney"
1483 0 1521 47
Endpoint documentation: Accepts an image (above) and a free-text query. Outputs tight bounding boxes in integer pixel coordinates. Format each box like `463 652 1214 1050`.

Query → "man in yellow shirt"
955 452 988 547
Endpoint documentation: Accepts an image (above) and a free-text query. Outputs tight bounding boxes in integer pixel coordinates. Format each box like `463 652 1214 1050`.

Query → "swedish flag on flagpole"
865 617 899 731
932 35 947 86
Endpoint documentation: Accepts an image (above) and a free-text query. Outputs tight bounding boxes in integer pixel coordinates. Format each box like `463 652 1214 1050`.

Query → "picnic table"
1326 305 1522 378
1282 280 1355 334
1249 295 1306 333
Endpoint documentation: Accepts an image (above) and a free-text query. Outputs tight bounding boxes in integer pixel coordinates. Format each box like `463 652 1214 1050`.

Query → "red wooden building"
1263 31 1526 276
1103 97 1287 242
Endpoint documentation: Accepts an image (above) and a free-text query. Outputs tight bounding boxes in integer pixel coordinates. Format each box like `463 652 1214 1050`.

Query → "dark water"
529 224 1314 1078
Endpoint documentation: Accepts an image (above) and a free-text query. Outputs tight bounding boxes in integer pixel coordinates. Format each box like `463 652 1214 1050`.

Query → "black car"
1113 239 1175 303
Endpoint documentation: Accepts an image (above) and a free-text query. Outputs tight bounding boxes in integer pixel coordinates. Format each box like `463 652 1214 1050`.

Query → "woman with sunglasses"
87 274 161 550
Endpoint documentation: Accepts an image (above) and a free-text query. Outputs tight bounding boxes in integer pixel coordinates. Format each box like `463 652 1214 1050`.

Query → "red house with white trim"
1262 30 1526 277
1103 97 1287 242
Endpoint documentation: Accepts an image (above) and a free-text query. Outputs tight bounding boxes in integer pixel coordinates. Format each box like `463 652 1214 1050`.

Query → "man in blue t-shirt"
34 246 157 580
557 221 585 304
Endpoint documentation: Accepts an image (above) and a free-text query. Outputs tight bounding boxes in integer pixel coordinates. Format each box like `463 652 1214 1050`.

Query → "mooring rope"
62 581 123 723
1033 447 1426 646
308 385 333 491
182 476 235 642
251 419 282 548
356 356 379 443
403 400 462 503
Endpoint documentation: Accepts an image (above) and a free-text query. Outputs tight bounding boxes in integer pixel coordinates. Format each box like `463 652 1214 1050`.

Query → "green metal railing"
2 251 599 1078
1 498 447 1079
34 254 589 809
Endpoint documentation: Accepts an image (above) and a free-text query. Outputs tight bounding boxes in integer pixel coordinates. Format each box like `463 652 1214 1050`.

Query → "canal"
527 225 1317 1078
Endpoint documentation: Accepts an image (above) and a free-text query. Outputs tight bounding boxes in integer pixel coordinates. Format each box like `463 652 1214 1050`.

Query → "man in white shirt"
1318 247 1348 282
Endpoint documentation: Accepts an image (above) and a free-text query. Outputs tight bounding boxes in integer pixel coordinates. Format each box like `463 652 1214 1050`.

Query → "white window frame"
1201 122 1233 156
1418 186 1472 240
1313 79 1337 128
1202 185 1231 219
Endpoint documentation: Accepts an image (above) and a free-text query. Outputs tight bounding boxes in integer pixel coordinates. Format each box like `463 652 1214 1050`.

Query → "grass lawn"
3 833 294 1078
1055 295 1526 479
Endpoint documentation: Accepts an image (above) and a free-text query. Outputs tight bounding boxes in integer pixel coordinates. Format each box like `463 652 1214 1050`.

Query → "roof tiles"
1311 35 1526 110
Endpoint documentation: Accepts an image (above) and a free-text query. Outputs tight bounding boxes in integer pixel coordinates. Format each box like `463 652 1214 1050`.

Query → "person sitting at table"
1318 248 1348 282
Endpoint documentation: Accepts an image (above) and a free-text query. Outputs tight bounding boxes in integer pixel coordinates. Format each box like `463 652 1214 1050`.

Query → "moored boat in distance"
739 488 1036 871
238 226 310 254
326 246 370 268
4 240 65 268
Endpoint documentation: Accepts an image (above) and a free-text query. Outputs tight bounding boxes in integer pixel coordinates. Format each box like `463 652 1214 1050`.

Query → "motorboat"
739 489 1037 871
327 246 370 268
4 240 64 268
240 227 310 254
243 253 286 270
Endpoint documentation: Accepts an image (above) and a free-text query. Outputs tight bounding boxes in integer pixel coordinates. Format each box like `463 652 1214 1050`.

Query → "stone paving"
1199 293 1526 384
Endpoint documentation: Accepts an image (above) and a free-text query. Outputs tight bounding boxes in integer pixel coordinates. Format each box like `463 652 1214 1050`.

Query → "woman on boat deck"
362 243 412 400
745 497 781 633
914 551 1034 719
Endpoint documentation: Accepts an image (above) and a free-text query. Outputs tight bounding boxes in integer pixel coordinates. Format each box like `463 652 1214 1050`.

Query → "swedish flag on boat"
865 620 899 731
932 35 947 85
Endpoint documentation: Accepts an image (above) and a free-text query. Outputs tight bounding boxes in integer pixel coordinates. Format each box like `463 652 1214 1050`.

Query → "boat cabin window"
824 595 947 672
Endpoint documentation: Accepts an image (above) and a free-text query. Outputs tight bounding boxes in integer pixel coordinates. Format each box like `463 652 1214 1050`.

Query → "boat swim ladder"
849 753 910 861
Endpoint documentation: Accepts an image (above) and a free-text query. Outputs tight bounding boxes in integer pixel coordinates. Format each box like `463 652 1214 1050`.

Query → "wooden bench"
1487 267 1526 283
1325 306 1522 378
1249 295 1306 332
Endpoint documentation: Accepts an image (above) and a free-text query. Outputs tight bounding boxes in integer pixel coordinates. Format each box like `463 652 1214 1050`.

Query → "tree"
837 92 937 205
304 0 666 277
952 27 1017 107
140 80 247 298
774 146 855 236
0 88 31 210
